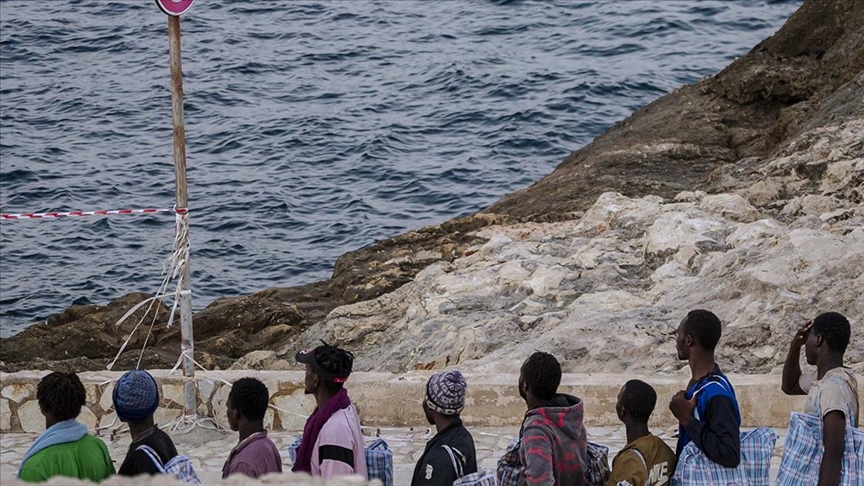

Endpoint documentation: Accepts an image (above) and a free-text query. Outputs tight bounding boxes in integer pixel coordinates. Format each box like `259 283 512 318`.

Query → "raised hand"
791 320 813 349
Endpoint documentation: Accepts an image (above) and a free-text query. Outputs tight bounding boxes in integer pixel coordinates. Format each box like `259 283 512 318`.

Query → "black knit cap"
296 341 354 383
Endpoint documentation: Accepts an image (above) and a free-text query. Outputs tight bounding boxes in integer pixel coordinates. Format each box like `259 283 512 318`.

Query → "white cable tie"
169 351 187 374
114 296 161 327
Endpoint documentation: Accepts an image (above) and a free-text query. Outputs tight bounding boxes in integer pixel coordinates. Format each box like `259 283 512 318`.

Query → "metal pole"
167 15 196 415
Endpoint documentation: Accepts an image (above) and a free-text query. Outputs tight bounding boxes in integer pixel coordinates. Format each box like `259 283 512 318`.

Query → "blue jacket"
675 365 742 468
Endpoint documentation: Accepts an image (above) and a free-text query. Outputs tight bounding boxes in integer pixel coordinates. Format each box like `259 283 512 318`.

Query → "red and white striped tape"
0 207 187 220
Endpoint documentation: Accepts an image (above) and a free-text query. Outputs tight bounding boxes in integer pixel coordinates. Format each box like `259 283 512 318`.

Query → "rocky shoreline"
1 0 862 373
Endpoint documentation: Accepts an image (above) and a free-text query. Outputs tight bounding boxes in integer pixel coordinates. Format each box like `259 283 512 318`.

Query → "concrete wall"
0 370 834 434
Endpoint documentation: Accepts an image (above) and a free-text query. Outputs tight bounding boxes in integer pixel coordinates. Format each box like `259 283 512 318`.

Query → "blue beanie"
113 370 159 423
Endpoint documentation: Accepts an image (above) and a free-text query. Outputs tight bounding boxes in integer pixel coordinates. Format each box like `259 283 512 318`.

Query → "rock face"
0 0 861 373
298 187 863 374
488 0 864 220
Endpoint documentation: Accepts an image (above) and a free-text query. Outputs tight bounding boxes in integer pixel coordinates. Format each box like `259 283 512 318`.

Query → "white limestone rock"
0 398 10 431
295 184 863 376
18 400 43 434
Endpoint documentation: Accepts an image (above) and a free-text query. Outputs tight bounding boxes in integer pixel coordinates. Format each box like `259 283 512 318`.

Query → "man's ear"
815 333 825 347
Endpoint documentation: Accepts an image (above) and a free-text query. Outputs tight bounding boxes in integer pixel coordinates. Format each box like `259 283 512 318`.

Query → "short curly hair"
813 312 851 354
521 352 561 400
37 371 86 422
620 380 657 423
228 377 270 421
684 309 723 351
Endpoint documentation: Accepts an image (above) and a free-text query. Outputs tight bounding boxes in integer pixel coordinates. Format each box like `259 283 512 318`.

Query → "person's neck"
44 415 60 429
433 415 460 434
526 394 558 411
816 354 844 380
625 420 651 445
688 351 716 382
237 419 265 443
314 388 337 409
129 418 156 442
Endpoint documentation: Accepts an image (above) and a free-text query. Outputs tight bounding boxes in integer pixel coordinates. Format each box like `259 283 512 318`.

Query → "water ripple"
0 0 801 336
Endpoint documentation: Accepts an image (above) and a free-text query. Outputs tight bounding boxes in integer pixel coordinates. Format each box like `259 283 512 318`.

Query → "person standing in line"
607 380 676 486
222 377 283 479
18 371 115 482
411 370 478 485
113 370 179 476
518 351 587 486
668 309 741 469
292 342 368 479
781 312 859 486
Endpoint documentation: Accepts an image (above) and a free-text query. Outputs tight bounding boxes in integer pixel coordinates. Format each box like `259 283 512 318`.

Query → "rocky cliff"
1 0 861 373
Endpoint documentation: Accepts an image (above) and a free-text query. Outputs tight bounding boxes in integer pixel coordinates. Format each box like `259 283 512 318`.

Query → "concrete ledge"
1 370 841 433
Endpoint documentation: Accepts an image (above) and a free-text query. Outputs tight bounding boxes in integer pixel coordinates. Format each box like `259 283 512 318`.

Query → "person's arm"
818 410 846 486
520 425 553 486
228 461 262 479
412 448 458 486
683 396 741 468
782 321 812 395
119 450 160 476
606 450 647 486
318 444 357 478
18 462 48 483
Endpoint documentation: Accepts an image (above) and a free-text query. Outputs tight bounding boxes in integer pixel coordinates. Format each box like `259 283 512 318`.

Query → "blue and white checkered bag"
137 445 201 484
366 438 394 486
775 412 864 486
740 427 778 486
287 435 302 464
671 439 749 485
288 435 393 485
453 469 497 486
585 441 611 486
496 437 521 486
671 426 777 485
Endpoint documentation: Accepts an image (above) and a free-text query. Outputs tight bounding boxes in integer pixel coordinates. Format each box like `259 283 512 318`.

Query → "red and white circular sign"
155 0 194 16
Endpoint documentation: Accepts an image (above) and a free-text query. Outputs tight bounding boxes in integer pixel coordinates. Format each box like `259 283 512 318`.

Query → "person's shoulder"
80 433 109 447
696 375 735 401
148 428 178 455
640 434 675 457
319 412 358 445
452 424 475 442
151 427 176 443
257 434 280 454
824 367 859 387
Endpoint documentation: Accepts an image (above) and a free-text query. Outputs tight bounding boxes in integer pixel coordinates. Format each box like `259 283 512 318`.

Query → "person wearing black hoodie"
518 352 587 486
411 370 478 486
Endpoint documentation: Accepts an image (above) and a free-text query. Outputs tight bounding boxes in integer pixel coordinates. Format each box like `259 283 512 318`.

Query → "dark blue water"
0 0 801 336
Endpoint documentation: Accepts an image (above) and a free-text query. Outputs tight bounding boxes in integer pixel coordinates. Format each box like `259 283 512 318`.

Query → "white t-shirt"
799 367 860 427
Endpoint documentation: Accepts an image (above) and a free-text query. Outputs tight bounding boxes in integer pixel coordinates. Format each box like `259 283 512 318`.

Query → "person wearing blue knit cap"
113 370 179 476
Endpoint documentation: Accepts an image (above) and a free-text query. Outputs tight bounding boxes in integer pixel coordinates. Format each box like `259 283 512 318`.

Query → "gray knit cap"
425 370 467 416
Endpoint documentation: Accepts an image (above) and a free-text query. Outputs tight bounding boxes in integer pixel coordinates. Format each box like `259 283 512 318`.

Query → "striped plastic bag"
671 426 777 485
775 412 864 486
496 437 521 486
585 441 611 486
